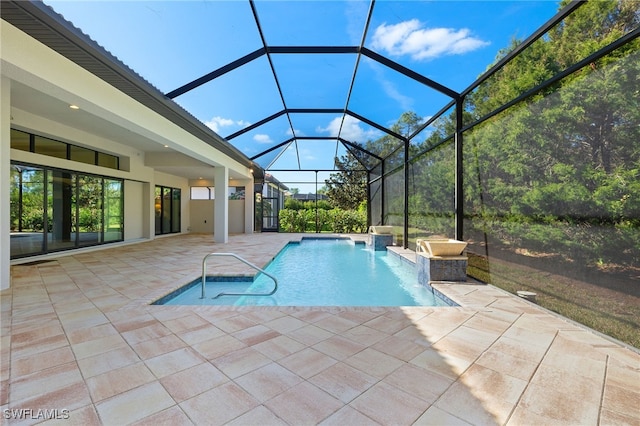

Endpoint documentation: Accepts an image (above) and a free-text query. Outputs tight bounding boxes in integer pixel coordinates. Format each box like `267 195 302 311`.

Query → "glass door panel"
262 197 279 231
155 186 162 235
47 171 76 251
171 188 181 233
10 165 45 257
162 187 171 233
77 174 103 246
104 179 123 242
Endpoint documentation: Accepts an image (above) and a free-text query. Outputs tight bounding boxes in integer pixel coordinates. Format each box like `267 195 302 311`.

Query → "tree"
460 0 640 265
324 154 367 210
392 111 424 138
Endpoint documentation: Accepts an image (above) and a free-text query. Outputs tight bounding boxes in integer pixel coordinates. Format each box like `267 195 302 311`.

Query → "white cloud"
253 134 273 144
299 148 316 161
371 19 489 61
204 116 251 133
317 116 378 143
381 78 414 111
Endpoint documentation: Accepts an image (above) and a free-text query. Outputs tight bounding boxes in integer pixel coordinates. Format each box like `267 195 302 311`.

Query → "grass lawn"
467 250 640 349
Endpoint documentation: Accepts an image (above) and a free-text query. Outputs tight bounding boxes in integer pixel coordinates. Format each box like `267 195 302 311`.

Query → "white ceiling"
10 80 246 181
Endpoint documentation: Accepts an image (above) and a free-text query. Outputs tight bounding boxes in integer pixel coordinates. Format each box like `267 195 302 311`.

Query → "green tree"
324 154 367 210
461 0 640 267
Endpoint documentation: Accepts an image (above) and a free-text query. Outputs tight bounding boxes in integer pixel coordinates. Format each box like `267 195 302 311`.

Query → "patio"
2 233 639 425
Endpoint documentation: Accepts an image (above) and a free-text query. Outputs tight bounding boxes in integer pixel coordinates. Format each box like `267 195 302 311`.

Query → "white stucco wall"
188 200 244 234
1 18 256 287
229 200 246 234
190 200 215 233
124 180 145 240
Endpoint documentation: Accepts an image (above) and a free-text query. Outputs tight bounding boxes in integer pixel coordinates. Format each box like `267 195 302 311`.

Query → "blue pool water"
156 238 451 307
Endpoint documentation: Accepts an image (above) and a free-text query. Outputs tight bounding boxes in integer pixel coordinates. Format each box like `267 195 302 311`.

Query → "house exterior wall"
124 180 145 240
1 19 256 288
190 200 215 234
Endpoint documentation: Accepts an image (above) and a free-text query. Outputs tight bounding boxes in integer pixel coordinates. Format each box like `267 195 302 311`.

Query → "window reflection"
70 145 95 165
104 179 123 242
10 165 45 257
34 136 67 159
47 170 76 251
77 175 103 246
10 129 30 152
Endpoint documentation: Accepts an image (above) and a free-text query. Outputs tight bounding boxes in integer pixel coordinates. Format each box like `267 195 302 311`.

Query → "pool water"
156 238 451 307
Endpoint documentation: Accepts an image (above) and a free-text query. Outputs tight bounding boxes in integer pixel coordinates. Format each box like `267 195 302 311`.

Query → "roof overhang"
1 0 264 181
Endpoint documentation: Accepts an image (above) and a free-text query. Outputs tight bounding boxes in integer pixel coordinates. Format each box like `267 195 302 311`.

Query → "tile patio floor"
2 233 639 425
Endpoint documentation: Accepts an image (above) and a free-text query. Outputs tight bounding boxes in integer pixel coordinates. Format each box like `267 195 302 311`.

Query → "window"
70 145 95 164
155 185 181 235
10 129 31 152
229 186 245 200
190 186 246 200
34 136 67 159
190 186 213 200
11 129 120 170
98 152 119 169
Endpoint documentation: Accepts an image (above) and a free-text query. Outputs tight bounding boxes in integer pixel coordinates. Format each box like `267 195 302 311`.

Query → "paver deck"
2 233 639 425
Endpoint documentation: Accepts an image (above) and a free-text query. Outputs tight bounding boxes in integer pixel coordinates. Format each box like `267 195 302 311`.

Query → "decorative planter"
417 239 467 257
368 225 393 235
415 238 468 283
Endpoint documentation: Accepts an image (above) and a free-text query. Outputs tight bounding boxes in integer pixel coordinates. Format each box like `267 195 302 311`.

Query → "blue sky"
45 0 560 192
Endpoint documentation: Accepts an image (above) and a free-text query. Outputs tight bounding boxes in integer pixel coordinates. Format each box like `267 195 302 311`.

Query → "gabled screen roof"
44 0 560 174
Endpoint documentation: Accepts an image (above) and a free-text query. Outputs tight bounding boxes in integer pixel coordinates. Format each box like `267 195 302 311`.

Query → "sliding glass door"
10 162 124 259
155 185 181 235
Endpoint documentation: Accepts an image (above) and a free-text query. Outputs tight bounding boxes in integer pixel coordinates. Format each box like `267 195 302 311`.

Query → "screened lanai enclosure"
36 0 640 347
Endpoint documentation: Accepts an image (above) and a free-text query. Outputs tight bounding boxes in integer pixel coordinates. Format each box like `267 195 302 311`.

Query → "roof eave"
1 0 262 176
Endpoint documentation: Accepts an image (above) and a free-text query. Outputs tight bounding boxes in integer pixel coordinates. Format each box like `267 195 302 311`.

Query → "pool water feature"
155 238 452 307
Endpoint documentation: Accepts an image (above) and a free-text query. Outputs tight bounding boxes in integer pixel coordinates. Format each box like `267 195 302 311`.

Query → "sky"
45 0 561 193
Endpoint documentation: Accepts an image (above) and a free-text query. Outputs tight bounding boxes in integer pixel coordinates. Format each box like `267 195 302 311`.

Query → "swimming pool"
154 238 451 307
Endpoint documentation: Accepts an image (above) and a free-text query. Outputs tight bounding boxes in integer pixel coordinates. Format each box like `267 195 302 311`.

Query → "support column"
214 166 228 243
381 159 385 226
243 177 254 234
143 182 154 239
403 138 410 249
455 97 464 241
1 77 11 290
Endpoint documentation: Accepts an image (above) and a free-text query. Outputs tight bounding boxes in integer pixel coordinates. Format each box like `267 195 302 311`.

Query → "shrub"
278 207 366 233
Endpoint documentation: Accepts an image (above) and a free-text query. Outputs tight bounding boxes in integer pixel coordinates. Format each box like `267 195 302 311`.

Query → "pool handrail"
201 252 278 299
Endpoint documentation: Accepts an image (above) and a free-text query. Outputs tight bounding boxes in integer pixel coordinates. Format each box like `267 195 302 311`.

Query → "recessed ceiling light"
164 144 169 148
69 104 80 110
